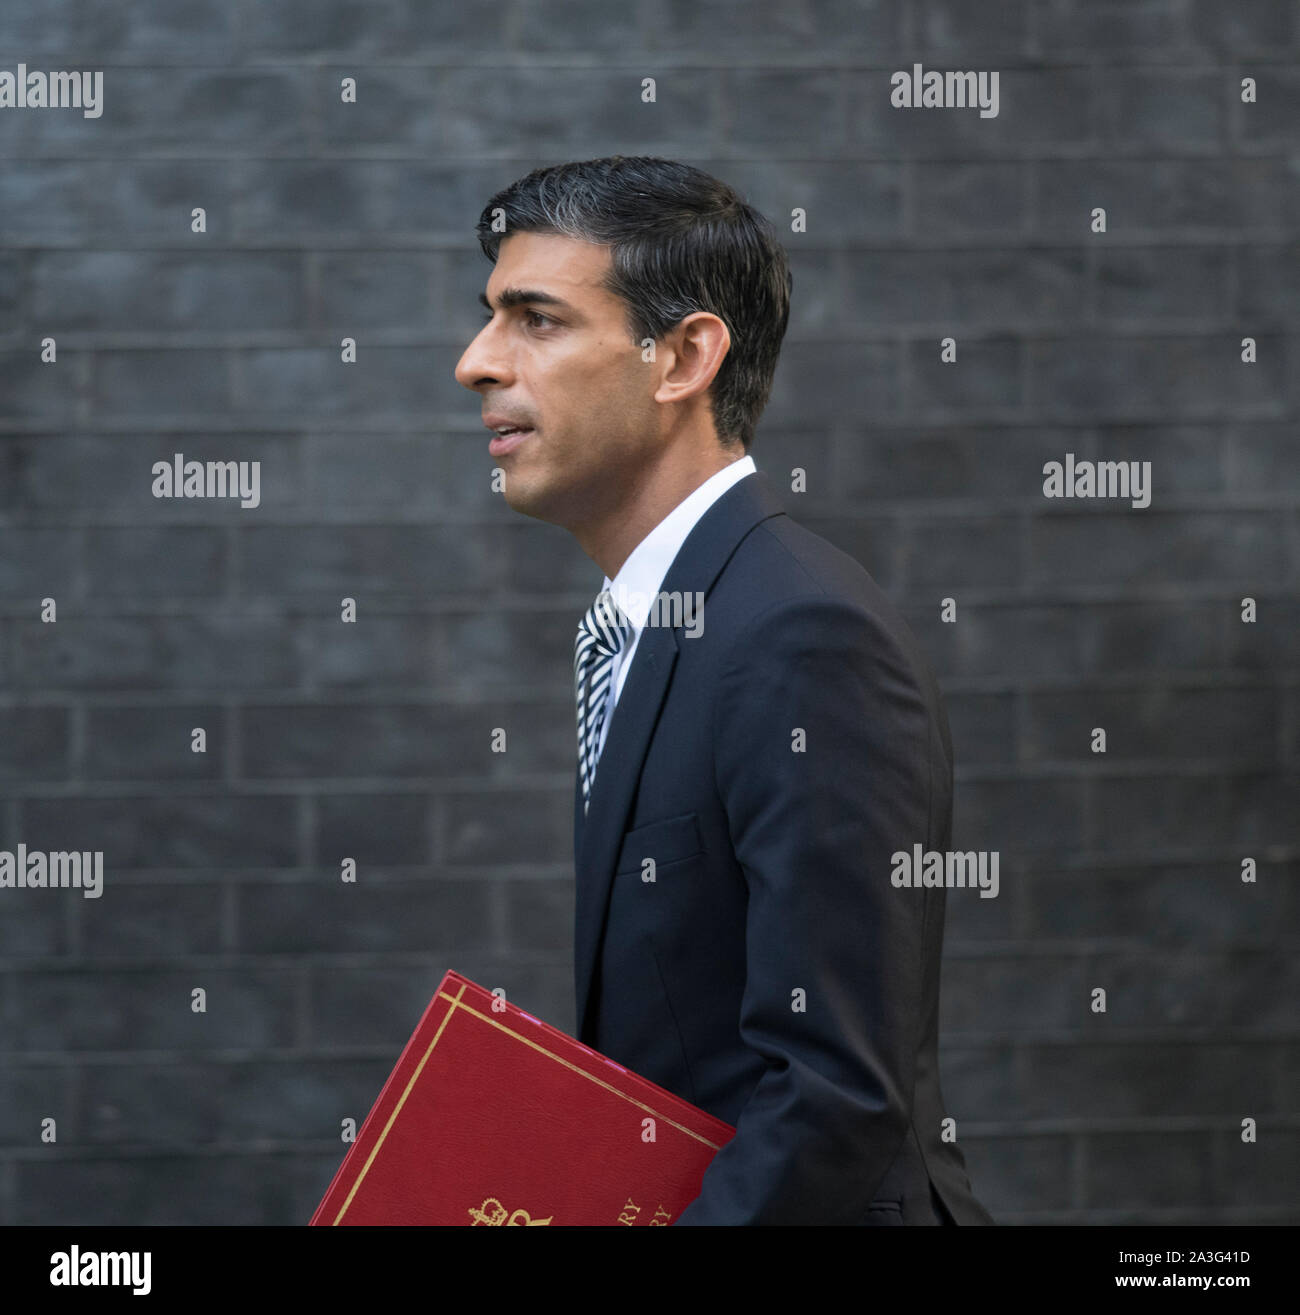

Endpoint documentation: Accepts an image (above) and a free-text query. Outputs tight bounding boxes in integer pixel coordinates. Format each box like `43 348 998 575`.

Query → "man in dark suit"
455 156 994 1226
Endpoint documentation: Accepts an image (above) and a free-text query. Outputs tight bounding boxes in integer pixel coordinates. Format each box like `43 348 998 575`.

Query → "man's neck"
580 449 747 580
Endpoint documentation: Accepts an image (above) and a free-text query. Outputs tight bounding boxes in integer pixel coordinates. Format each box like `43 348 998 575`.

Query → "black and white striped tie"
574 589 631 815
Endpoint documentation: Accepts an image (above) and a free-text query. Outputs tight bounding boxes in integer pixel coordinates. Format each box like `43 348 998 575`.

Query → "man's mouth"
488 426 534 456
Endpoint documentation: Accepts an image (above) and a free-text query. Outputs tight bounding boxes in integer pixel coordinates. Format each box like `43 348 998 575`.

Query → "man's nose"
454 324 511 393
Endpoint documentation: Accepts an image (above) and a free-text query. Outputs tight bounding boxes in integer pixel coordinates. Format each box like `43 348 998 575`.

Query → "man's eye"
481 310 554 329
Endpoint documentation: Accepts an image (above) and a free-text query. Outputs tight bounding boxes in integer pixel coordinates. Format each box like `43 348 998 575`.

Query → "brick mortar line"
1 57 1291 68
2 945 1294 972
1 1119 1296 1154
6 760 1298 786
5 677 1294 697
4 1026 1297 1047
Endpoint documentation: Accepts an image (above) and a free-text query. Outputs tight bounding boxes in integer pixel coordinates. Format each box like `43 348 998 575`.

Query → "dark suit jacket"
573 469 994 1225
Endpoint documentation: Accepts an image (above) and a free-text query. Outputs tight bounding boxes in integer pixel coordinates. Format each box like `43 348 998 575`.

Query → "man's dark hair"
474 155 792 453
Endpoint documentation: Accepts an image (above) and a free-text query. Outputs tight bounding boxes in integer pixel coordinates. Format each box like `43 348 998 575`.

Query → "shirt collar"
602 455 756 635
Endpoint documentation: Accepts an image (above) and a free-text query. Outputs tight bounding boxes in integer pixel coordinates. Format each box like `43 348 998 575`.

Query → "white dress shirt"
594 454 756 760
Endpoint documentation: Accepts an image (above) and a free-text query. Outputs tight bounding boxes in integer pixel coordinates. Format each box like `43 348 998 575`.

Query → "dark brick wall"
0 0 1296 1224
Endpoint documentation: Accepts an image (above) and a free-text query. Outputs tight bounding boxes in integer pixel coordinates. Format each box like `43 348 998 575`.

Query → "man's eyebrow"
478 287 574 313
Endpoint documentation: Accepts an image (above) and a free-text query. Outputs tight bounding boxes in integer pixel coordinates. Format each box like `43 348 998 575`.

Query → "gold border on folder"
332 981 726 1223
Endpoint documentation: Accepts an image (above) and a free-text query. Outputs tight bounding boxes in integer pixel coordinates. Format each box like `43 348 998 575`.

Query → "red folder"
310 969 735 1226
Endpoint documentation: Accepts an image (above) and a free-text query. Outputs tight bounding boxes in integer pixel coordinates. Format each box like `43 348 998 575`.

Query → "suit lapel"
572 470 787 1042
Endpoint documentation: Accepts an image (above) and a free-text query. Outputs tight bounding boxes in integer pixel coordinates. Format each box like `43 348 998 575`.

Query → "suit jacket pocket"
615 810 703 877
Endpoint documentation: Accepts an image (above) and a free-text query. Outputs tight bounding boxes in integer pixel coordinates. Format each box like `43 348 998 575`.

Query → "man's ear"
653 311 731 407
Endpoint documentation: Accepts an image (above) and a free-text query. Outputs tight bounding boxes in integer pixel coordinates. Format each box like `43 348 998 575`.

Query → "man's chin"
501 479 559 525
